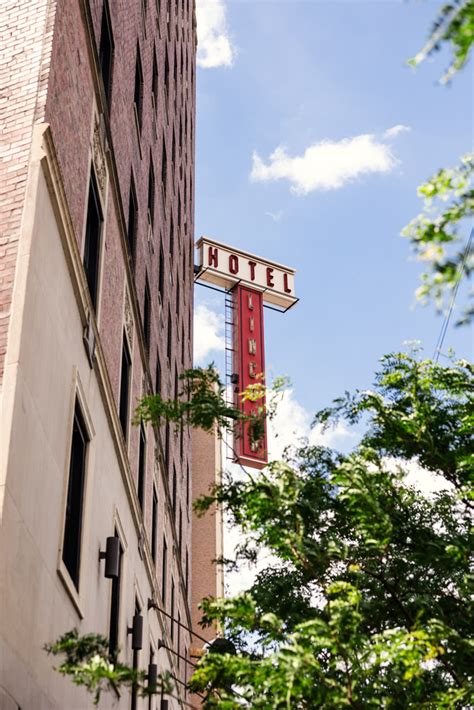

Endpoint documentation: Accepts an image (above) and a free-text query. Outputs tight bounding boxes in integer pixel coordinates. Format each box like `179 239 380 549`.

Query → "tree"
403 1 474 324
137 356 474 708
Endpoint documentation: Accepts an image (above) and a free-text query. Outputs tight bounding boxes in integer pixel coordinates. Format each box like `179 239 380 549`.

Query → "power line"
433 227 473 362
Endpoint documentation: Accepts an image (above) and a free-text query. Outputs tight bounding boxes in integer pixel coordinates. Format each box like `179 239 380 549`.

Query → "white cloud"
384 457 454 496
384 124 411 139
265 210 283 222
250 131 400 195
193 303 225 363
268 388 355 460
196 0 235 68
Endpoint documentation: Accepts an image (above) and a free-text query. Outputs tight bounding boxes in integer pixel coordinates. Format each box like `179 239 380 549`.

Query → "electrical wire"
433 227 473 362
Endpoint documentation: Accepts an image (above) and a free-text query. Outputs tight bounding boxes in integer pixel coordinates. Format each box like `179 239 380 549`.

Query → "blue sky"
193 0 473 425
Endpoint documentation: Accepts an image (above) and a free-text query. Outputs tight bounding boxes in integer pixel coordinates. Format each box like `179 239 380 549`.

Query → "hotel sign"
196 237 297 310
234 285 267 468
195 236 297 469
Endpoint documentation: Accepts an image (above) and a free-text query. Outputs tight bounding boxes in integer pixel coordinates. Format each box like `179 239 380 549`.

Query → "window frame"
57 371 95 616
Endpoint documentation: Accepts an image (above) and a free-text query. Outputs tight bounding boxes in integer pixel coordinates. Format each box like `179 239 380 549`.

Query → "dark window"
156 350 161 395
152 49 158 108
109 531 123 657
119 332 131 439
186 462 190 510
127 174 138 263
180 426 183 462
172 129 176 177
83 170 103 311
162 537 168 603
167 307 172 360
147 157 155 229
178 506 182 552
165 422 170 473
134 45 144 131
161 135 167 194
176 279 180 318
171 465 177 519
185 548 189 592
158 244 165 303
174 364 178 401
62 402 89 588
138 425 146 511
169 214 174 258
131 598 141 710
170 578 175 640
152 487 158 564
148 645 155 710
99 0 114 104
143 276 151 351
177 612 181 668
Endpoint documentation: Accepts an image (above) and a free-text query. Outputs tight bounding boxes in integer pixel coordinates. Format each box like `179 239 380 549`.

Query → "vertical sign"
233 285 268 469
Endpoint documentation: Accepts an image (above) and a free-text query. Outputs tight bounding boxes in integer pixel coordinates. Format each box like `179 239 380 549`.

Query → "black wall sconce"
98 536 120 578
127 613 143 650
147 662 158 693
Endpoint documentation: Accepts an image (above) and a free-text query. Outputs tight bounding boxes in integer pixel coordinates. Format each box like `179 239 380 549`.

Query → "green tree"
138 357 473 708
404 1 474 324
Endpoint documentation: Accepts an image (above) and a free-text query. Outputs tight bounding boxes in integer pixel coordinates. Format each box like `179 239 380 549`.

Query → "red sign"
233 285 268 469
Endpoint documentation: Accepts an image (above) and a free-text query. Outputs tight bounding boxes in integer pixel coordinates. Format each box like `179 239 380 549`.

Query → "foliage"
136 367 287 456
402 154 474 325
405 2 474 324
178 354 474 708
44 629 171 705
409 0 474 84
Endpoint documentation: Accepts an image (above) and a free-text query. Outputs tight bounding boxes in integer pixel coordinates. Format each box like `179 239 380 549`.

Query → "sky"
193 0 473 447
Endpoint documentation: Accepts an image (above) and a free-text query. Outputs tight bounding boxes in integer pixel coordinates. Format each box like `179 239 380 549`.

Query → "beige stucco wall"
0 129 180 709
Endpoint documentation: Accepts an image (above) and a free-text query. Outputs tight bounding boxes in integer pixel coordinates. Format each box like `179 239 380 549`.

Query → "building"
0 1 202 707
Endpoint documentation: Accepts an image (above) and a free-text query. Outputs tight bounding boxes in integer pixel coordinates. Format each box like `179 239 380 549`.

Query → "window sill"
57 561 85 619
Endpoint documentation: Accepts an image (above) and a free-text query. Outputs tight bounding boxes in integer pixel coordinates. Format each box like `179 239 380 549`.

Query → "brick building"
0 1 204 708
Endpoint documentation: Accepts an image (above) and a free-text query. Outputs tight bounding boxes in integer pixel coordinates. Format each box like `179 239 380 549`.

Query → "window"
152 487 158 564
185 548 189 593
131 598 141 710
178 506 182 552
134 45 144 132
158 244 165 303
152 49 158 109
99 0 114 104
177 612 181 668
161 135 167 195
170 578 175 640
186 462 190 510
171 465 176 519
108 531 123 657
167 307 172 360
169 214 174 258
119 332 131 439
148 645 155 710
147 157 155 230
143 276 151 351
127 174 137 263
165 422 170 473
162 537 168 603
155 350 161 395
62 402 89 588
83 170 103 311
138 425 146 511
172 129 176 178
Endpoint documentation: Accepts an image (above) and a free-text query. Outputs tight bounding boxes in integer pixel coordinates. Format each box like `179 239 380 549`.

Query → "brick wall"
0 0 56 383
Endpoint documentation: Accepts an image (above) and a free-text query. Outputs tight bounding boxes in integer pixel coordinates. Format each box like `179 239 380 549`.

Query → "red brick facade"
1 0 196 700
0 0 56 382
